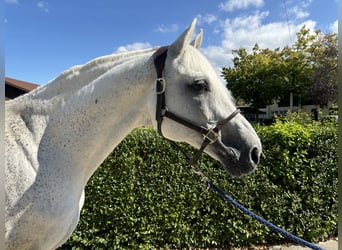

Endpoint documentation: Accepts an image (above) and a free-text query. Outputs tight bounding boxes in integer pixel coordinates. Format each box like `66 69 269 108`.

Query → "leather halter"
153 46 240 164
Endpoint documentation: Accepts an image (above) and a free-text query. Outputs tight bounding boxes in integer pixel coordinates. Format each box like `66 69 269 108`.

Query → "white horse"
5 19 261 250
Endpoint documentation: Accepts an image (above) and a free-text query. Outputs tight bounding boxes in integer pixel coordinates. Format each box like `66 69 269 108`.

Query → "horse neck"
16 50 157 189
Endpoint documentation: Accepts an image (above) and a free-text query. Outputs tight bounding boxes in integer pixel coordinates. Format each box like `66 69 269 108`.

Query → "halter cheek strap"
154 46 169 136
153 46 240 165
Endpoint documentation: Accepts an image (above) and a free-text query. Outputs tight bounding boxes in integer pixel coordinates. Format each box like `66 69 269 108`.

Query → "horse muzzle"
208 138 262 177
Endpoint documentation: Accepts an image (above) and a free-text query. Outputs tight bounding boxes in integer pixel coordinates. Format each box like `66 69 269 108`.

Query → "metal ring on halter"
203 128 219 144
156 78 166 94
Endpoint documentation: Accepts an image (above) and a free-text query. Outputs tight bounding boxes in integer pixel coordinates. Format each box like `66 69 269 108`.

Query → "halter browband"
153 46 240 164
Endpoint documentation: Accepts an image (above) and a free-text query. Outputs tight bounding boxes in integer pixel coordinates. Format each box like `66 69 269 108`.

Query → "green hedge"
59 113 337 249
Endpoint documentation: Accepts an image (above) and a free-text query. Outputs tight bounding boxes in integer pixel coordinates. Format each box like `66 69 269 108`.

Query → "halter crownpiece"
153 46 240 164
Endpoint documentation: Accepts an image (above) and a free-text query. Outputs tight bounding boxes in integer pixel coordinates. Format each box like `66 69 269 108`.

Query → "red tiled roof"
5 77 39 92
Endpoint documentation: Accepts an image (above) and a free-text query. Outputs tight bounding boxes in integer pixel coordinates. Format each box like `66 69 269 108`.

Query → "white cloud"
329 20 338 33
219 0 264 12
201 11 317 73
197 14 218 25
114 42 152 53
220 11 295 50
37 1 49 12
288 5 309 20
287 0 313 20
155 24 179 33
5 0 18 4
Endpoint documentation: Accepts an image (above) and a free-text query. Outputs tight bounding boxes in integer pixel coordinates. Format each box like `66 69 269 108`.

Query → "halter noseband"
153 46 240 164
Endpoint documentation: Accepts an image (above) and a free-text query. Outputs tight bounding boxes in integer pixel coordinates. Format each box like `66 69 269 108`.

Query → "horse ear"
169 18 197 57
191 29 203 49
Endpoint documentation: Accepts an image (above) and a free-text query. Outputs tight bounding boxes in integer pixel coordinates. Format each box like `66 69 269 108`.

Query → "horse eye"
192 79 209 92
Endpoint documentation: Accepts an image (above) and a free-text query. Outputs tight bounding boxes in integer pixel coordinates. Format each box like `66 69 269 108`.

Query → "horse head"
150 19 262 177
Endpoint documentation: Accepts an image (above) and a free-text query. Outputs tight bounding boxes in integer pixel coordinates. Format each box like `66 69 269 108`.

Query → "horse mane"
18 47 159 101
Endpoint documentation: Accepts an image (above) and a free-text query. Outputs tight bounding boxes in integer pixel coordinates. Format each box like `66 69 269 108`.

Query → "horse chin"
222 161 255 178
208 142 257 178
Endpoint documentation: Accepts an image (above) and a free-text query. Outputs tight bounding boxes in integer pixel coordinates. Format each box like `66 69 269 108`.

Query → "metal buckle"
203 128 219 144
156 78 166 94
161 106 168 116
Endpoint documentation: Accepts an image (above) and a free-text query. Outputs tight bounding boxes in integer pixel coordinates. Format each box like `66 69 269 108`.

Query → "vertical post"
267 105 271 119
289 92 293 112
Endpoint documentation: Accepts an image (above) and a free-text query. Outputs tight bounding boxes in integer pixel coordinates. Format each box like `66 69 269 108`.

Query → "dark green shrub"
59 114 337 249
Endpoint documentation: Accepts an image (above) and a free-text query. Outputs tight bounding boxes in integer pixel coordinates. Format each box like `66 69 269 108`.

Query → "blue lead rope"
206 180 325 250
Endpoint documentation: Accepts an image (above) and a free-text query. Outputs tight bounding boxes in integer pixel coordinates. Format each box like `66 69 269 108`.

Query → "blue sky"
5 0 338 85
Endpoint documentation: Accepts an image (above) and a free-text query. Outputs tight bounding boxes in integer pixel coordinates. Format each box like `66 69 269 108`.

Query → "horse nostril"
250 147 260 165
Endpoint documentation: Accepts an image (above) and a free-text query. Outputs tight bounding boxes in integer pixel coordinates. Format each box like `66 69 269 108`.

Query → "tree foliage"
222 45 282 112
222 26 338 112
309 32 338 107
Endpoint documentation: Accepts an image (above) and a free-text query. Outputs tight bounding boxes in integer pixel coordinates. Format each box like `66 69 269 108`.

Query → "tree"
222 26 338 119
279 28 337 108
309 32 338 107
222 44 284 120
